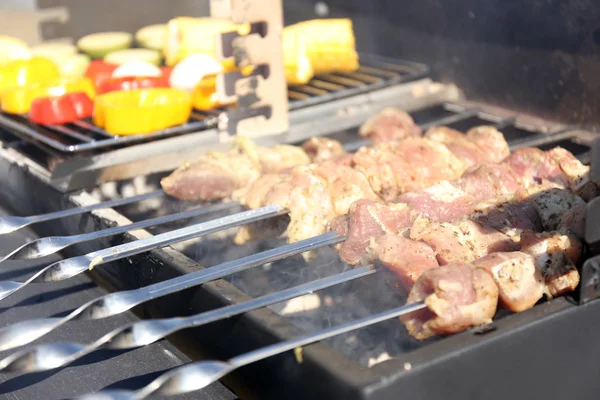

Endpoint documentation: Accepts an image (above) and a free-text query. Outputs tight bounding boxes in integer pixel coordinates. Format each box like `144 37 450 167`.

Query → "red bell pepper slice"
84 60 118 90
160 66 173 82
97 76 170 94
29 92 94 125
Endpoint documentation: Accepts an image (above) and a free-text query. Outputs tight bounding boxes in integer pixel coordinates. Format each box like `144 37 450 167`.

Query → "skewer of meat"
235 126 510 246
383 186 585 340
160 107 419 202
401 239 582 340
334 146 593 265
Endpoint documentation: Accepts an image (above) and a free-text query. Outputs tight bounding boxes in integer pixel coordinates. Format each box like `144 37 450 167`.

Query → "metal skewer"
0 202 239 264
0 204 287 302
77 301 426 400
0 190 165 236
0 231 343 351
0 265 373 373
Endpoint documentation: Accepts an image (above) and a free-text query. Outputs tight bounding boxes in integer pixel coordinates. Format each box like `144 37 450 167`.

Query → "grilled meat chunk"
557 203 586 238
314 161 381 216
352 143 416 201
301 137 346 163
425 126 489 167
505 147 569 188
519 230 582 298
397 181 477 223
546 147 595 196
332 200 413 265
371 234 439 291
469 197 543 240
456 163 522 201
263 166 336 245
161 138 311 202
401 263 499 340
390 137 468 188
336 147 589 265
516 183 586 231
465 126 510 163
409 217 519 265
472 252 545 312
358 107 421 142
161 152 260 202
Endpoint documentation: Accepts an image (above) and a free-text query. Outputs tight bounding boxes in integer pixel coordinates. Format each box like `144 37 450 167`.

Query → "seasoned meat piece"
546 147 592 193
465 126 510 163
469 197 543 240
263 166 336 244
235 173 286 209
425 126 489 167
314 161 381 215
370 234 439 291
336 200 414 265
162 138 310 202
359 107 421 143
401 263 499 340
397 181 477 222
301 137 345 163
391 138 468 188
456 163 522 202
331 153 354 167
557 203 585 238
516 183 586 230
505 147 569 188
161 152 260 202
352 144 411 201
409 217 518 265
458 219 520 257
260 145 310 172
519 230 582 298
410 217 472 265
473 252 544 312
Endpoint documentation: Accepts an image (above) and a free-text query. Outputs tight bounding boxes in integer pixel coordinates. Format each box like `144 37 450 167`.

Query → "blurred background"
2 0 600 129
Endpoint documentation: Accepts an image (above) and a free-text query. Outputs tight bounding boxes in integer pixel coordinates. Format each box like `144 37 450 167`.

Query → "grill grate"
0 54 428 155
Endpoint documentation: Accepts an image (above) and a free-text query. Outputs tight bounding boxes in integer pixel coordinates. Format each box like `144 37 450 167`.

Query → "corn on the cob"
163 17 249 69
163 17 359 86
284 19 359 76
282 28 314 86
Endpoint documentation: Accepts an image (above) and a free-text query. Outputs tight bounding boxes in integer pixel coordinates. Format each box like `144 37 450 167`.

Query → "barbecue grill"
1 1 600 399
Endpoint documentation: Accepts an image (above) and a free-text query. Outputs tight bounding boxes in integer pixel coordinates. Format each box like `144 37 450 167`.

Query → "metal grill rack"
0 55 428 155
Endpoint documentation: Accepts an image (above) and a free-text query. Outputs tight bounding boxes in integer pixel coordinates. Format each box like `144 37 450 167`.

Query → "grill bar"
0 231 344 352
0 265 374 374
78 300 427 400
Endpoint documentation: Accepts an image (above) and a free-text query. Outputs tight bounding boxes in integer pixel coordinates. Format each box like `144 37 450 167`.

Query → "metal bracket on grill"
210 0 289 141
580 255 600 304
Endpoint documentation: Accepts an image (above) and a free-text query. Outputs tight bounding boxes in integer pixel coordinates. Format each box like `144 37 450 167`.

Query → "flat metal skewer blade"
0 204 286 302
0 266 373 373
0 190 164 236
78 301 427 400
0 232 343 351
0 202 238 263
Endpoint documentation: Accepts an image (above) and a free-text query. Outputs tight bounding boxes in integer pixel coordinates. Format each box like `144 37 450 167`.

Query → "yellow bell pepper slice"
0 57 60 94
1 76 95 114
0 36 31 67
191 74 221 111
93 88 192 136
190 65 252 111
